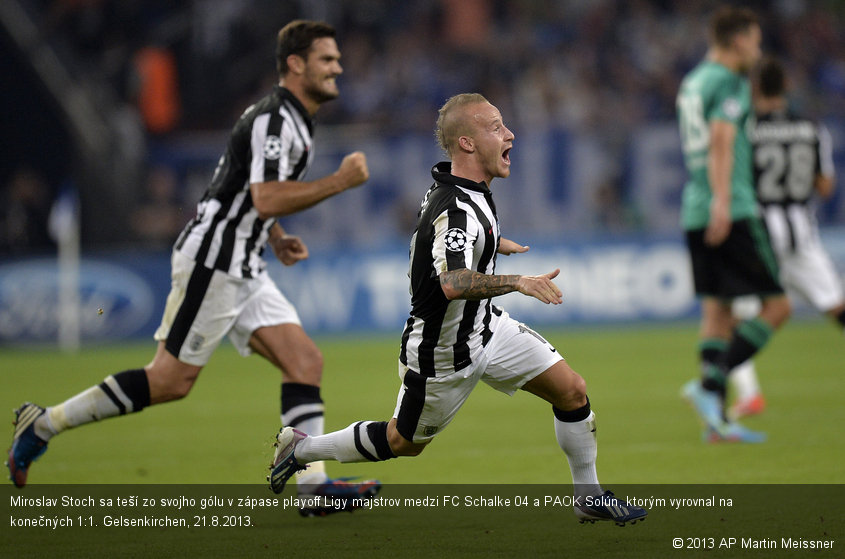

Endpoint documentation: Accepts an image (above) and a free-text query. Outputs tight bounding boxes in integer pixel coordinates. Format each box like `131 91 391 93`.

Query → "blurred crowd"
3 0 844 250
29 0 844 132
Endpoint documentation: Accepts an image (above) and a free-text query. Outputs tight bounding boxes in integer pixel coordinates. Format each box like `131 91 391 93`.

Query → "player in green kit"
676 6 791 442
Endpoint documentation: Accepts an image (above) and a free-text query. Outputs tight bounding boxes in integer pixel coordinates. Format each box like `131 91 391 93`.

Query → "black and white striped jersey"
400 162 502 377
751 108 835 251
175 85 314 278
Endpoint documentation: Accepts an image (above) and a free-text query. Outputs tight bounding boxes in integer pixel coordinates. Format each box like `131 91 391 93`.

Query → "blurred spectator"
0 168 55 254
13 0 845 245
591 176 642 233
129 165 188 248
27 1 845 134
132 45 181 135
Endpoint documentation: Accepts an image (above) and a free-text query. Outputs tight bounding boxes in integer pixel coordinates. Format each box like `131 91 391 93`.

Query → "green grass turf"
2 319 842 557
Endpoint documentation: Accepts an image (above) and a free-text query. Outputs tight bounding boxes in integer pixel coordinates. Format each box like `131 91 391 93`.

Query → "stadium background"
2 0 844 342
1 2 843 556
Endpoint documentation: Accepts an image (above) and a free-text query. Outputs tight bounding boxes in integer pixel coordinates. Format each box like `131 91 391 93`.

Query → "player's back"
751 109 829 207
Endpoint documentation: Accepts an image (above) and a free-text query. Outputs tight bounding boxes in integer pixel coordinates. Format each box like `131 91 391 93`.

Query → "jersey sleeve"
249 110 292 183
706 75 744 125
431 206 480 275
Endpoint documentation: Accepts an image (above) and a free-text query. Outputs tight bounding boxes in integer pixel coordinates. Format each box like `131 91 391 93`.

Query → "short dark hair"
709 6 758 48
276 20 336 76
758 57 786 97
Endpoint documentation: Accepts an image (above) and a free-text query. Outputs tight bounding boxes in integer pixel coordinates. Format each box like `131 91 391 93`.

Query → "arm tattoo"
440 269 520 300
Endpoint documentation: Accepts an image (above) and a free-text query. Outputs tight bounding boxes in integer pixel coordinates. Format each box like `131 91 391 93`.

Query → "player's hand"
498 237 529 255
270 234 309 266
336 151 369 189
516 269 563 305
705 198 731 246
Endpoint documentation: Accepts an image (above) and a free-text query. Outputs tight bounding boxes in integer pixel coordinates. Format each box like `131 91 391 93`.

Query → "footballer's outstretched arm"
440 268 562 305
251 151 368 218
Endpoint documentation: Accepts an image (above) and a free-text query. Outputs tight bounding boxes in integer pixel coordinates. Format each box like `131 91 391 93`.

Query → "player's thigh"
154 251 241 367
721 219 784 298
521 360 586 411
480 312 563 397
781 244 845 312
688 220 784 301
392 362 481 444
249 323 323 383
229 274 321 378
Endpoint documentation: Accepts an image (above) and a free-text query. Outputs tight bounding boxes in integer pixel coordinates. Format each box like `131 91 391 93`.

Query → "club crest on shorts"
423 425 438 437
189 334 205 352
444 228 468 252
263 135 282 160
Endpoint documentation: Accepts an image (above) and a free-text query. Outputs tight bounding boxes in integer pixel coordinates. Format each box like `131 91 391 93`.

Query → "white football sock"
296 421 384 464
281 406 328 485
555 411 603 498
730 360 761 401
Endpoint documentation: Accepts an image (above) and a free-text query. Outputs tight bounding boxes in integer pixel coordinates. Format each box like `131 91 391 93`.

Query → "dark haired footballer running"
8 20 379 517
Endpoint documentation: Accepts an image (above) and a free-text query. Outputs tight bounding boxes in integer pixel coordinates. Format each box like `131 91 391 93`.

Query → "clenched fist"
337 151 369 189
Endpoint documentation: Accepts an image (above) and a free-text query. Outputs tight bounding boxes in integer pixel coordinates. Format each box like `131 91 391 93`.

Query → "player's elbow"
440 280 461 300
250 182 287 219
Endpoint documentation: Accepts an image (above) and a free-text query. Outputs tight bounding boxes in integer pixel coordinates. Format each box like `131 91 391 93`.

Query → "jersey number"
755 142 815 203
678 92 709 154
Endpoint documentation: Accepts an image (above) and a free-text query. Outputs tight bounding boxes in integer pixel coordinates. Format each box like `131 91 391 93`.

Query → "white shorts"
764 205 844 312
779 245 844 312
154 250 301 366
392 309 563 443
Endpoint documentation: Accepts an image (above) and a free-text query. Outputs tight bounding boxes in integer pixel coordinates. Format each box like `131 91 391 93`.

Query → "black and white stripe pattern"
351 421 394 462
751 109 835 253
280 382 324 437
176 86 314 278
97 370 150 415
400 162 500 377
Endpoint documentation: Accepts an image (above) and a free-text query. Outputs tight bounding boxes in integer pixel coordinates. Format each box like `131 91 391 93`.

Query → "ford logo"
0 259 155 342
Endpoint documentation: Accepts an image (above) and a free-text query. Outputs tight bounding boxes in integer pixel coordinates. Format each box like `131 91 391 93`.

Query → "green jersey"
677 60 758 230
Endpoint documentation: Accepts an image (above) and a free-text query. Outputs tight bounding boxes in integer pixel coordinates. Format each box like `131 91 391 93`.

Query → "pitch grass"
2 319 843 558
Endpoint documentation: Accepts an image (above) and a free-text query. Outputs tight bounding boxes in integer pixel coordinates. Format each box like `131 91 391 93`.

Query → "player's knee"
392 440 427 457
283 347 323 385
146 365 199 403
307 347 324 379
566 372 587 406
553 371 587 411
763 296 791 327
387 427 427 457
168 377 196 400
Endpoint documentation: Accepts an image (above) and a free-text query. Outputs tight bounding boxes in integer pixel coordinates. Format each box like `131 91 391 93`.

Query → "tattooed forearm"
440 269 520 300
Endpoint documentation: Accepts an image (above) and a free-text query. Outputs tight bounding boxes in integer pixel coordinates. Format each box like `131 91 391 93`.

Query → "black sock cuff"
112 369 151 411
366 421 396 461
553 397 591 423
836 308 845 328
281 383 322 414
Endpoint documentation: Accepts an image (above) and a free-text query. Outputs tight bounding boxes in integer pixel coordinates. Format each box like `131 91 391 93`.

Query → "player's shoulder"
753 109 819 143
238 91 280 122
421 182 461 213
685 62 739 96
